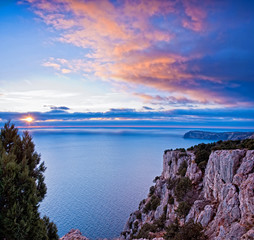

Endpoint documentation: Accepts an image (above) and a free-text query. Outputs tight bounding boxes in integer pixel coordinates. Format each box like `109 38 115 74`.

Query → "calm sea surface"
29 128 223 238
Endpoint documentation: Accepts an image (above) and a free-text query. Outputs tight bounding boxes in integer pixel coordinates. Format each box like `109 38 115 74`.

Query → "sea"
26 127 249 239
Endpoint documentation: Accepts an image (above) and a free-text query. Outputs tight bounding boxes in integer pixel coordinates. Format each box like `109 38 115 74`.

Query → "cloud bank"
1 107 254 128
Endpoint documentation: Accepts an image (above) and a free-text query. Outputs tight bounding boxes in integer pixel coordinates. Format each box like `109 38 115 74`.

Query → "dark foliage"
167 178 176 190
139 199 146 209
149 186 155 196
153 176 160 183
0 122 58 240
164 219 180 239
176 202 191 218
164 219 206 240
175 177 192 201
43 216 59 240
164 149 173 154
136 211 142 220
174 148 186 152
144 195 160 213
177 161 188 176
189 139 254 171
136 223 157 239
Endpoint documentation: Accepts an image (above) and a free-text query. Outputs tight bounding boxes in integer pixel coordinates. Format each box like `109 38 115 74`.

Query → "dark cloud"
51 106 70 110
44 105 70 111
143 106 154 110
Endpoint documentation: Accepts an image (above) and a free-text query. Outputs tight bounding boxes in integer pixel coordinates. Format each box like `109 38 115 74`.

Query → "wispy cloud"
20 0 254 109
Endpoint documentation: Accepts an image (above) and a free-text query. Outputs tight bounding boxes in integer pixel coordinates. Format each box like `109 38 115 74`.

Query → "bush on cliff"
149 185 155 196
135 223 157 239
176 202 191 218
177 161 188 176
175 177 192 201
164 219 205 240
167 177 176 190
189 139 254 172
144 195 160 213
0 122 58 240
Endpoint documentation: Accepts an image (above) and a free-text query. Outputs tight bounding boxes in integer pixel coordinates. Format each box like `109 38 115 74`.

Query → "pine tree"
0 122 58 240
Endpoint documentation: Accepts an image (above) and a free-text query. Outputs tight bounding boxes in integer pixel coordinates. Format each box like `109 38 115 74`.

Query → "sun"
21 116 34 123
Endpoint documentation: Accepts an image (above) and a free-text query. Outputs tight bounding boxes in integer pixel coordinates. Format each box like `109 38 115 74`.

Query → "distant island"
183 130 254 140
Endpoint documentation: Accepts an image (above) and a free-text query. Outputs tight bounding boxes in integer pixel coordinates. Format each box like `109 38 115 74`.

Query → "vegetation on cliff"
123 139 254 240
164 220 205 240
189 139 254 171
0 122 58 240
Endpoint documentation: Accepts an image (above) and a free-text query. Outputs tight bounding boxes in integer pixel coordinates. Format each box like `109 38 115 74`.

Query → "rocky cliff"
122 149 254 240
184 131 254 140
60 229 89 240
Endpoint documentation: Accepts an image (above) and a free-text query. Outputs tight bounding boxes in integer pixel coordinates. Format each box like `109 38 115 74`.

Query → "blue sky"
0 0 254 128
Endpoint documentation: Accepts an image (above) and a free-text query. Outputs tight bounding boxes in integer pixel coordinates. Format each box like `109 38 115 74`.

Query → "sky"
0 0 254 128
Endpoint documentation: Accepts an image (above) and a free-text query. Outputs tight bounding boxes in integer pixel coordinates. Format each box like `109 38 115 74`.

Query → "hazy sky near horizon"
0 0 254 127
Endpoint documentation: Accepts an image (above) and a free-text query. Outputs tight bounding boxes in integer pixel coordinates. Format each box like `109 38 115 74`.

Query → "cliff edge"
122 149 254 240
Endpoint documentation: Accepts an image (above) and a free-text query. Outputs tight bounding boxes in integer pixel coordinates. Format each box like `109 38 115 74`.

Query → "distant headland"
183 130 254 140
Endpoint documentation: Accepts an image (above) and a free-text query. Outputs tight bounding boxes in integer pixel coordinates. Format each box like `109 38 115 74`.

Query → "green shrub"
144 195 160 213
175 177 192 201
195 149 210 165
129 221 133 229
176 202 191 218
164 149 173 154
136 211 142 220
136 223 157 239
139 199 146 209
177 161 188 176
153 176 160 183
149 186 155 196
167 178 176 190
134 221 139 228
175 148 186 152
188 139 254 173
179 152 188 157
164 219 179 239
151 195 160 210
198 161 207 173
164 219 205 240
153 212 166 230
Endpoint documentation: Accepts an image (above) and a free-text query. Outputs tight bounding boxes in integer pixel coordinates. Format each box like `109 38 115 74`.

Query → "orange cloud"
23 0 238 107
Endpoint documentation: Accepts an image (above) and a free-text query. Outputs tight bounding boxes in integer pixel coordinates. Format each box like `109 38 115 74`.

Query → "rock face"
60 229 89 240
184 130 254 140
122 149 254 240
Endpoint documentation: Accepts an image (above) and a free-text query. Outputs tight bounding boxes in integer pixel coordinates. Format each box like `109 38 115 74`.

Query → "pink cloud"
23 0 241 107
182 0 207 31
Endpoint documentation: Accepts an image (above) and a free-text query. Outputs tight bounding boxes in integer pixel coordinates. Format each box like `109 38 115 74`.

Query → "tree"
0 122 58 240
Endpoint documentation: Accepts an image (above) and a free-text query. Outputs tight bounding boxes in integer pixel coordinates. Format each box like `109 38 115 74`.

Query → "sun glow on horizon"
21 116 34 123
